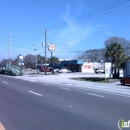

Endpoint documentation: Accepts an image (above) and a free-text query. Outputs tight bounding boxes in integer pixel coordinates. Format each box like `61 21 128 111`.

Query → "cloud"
59 6 94 48
60 6 72 25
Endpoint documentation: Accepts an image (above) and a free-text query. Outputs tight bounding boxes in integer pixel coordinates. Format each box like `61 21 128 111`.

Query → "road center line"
28 90 43 96
87 93 104 98
3 81 8 84
60 87 71 90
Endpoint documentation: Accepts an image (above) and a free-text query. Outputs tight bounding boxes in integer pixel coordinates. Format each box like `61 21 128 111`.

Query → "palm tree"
47 56 60 72
105 43 126 78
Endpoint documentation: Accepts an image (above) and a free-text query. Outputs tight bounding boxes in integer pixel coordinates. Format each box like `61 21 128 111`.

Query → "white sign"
105 62 112 78
48 44 55 51
19 55 24 61
82 62 94 73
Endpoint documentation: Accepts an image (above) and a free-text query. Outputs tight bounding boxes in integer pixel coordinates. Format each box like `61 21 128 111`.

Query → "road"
0 75 130 130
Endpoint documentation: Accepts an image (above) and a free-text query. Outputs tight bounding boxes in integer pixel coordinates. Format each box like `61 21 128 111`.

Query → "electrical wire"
1 0 130 59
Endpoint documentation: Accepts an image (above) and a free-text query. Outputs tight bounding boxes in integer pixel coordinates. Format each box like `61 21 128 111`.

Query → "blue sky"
0 0 130 61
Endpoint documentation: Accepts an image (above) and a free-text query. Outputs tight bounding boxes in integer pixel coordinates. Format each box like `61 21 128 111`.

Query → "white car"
59 69 71 73
54 69 60 73
94 68 105 73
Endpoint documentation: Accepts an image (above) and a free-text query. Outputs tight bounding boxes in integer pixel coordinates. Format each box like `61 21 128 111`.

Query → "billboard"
48 44 55 52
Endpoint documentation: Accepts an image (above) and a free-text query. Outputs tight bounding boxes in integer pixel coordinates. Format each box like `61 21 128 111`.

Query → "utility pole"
44 29 47 75
34 49 37 71
9 31 12 67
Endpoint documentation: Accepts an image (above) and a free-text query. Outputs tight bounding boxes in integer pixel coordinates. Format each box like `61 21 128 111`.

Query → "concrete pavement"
13 71 130 97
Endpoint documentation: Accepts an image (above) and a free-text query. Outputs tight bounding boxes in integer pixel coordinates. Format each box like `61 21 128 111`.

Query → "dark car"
120 75 130 85
0 70 6 74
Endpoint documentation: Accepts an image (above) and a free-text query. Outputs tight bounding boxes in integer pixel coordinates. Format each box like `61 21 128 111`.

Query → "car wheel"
121 81 125 85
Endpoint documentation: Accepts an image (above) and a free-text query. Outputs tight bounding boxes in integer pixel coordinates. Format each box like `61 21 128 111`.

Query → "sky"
0 0 130 61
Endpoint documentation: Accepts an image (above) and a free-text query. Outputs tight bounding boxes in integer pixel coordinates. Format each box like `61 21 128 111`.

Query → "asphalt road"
0 75 130 130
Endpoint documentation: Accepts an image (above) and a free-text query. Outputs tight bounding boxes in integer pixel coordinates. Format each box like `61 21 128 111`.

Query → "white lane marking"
28 90 43 97
87 93 104 98
60 87 71 90
74 87 130 98
3 81 8 84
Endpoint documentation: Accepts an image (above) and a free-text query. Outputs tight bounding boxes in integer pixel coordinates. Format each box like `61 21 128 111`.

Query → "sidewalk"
14 71 130 96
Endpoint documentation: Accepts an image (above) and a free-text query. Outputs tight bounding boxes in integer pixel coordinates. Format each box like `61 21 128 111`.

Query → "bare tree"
0 59 8 66
24 54 35 68
105 36 130 56
77 48 105 62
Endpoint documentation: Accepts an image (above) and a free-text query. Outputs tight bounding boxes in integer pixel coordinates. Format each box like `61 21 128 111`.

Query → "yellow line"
0 122 6 130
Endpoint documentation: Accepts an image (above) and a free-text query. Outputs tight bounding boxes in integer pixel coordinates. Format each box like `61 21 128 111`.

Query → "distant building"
54 59 83 72
81 62 105 73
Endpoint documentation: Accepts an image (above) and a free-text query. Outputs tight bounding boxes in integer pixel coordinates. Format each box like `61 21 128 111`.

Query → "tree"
0 59 8 66
77 48 106 62
37 55 45 64
47 56 60 71
24 54 35 68
105 43 126 78
12 57 18 66
105 36 130 56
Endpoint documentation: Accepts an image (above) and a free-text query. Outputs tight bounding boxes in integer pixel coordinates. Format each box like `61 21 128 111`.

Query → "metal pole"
51 51 53 73
9 31 12 67
34 49 37 71
45 29 47 75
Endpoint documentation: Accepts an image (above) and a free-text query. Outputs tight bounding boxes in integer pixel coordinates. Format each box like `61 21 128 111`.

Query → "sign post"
105 62 112 82
48 44 56 74
18 55 24 69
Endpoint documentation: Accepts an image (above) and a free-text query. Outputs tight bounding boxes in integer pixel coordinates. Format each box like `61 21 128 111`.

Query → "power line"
48 0 130 30
53 23 130 46
56 5 130 28
1 0 130 59
11 0 130 51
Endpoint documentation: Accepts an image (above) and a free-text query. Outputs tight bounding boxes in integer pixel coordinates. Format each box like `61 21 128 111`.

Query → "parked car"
6 69 23 76
54 69 60 73
94 68 105 74
59 68 71 73
0 70 6 74
40 67 52 72
120 75 130 85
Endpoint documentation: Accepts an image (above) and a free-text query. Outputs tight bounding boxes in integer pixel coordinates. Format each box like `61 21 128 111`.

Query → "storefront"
55 60 83 72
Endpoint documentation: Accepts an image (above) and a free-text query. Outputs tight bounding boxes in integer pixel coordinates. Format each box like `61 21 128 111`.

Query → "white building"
81 62 104 73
